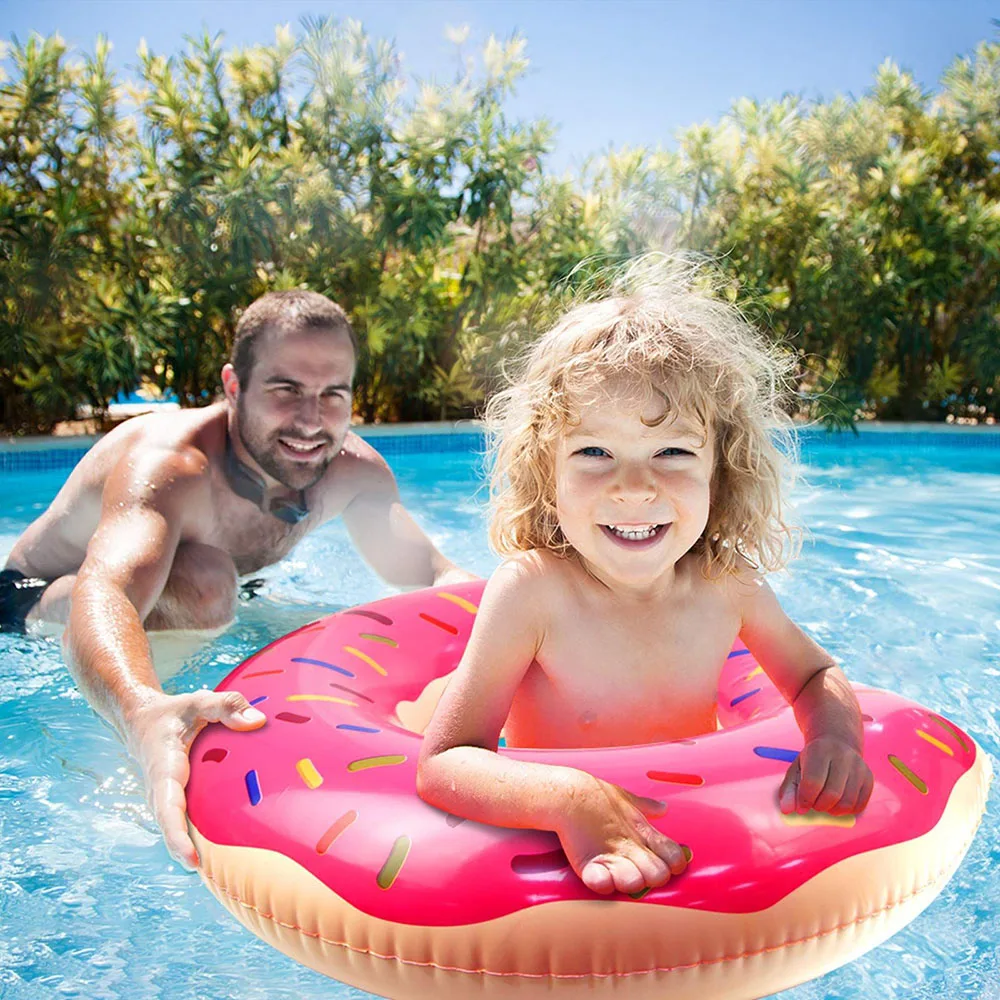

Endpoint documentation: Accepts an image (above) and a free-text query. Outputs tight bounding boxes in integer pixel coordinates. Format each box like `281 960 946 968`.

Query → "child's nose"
612 464 657 503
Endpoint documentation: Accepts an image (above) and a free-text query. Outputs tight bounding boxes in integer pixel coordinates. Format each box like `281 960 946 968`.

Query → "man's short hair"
230 290 358 386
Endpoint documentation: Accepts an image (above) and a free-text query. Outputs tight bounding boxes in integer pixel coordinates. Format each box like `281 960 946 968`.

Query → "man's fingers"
580 859 615 896
624 792 668 818
197 690 266 729
151 771 199 870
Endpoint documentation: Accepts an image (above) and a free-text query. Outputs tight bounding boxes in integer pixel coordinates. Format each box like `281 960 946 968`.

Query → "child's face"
553 377 714 595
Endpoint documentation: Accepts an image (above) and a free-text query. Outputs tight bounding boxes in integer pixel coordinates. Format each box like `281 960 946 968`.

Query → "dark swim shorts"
0 569 50 633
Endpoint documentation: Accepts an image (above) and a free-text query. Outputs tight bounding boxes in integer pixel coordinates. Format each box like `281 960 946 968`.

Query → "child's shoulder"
487 549 572 602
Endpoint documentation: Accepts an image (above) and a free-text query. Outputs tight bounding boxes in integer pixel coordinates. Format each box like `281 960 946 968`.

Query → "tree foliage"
1 22 998 432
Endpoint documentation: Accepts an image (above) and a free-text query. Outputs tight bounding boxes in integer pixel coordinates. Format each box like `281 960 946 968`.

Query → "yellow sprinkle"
780 810 856 828
438 592 479 614
343 646 387 676
916 729 954 756
377 836 411 890
296 758 323 789
287 694 358 707
744 665 764 681
358 633 398 647
347 754 407 772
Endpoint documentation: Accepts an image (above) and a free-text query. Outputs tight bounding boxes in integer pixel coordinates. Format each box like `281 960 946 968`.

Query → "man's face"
231 326 356 490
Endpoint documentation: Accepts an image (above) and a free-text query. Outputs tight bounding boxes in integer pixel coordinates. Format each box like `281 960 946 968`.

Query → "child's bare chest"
506 588 741 748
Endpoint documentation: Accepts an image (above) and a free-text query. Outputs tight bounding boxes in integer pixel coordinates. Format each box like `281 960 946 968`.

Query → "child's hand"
778 736 874 816
555 776 689 896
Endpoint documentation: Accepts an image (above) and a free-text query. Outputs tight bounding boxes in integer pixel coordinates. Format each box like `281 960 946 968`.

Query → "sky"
1 0 996 173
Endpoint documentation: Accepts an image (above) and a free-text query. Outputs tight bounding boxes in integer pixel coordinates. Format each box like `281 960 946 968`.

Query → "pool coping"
2 420 999 474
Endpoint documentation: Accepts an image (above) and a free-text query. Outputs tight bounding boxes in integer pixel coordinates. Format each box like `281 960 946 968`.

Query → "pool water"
1 439 998 1000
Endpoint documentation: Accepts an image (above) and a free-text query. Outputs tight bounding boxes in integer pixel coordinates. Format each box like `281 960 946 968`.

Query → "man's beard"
235 399 334 491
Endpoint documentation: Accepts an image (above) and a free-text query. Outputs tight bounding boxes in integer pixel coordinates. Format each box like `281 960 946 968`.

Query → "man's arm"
63 448 265 868
340 444 478 587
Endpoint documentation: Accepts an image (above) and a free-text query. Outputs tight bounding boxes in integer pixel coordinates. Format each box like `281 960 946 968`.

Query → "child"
416 258 874 898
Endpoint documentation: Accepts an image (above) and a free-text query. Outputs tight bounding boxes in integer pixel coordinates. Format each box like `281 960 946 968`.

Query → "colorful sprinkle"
275 712 310 724
296 758 323 789
316 811 358 854
730 689 761 707
889 754 928 794
418 613 458 635
754 746 800 763
927 714 970 753
437 592 479 614
345 608 393 626
249 695 268 706
245 769 262 805
287 694 357 706
862 714 874 723
242 669 284 679
329 683 374 704
727 648 752 659
511 849 570 875
377 836 411 889
629 887 653 900
347 754 407 772
202 748 228 763
916 729 955 756
337 724 381 734
343 646 387 677
291 657 355 677
358 633 398 647
780 811 856 828
744 666 765 681
647 771 704 786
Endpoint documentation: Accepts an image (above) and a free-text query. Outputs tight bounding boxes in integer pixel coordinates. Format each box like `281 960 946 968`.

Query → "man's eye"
274 385 298 396
576 446 609 458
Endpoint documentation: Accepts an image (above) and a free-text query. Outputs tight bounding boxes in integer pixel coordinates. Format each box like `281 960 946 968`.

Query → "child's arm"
736 572 875 816
417 557 688 895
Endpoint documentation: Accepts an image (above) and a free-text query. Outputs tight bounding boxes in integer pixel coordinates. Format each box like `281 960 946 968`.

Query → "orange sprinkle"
316 811 358 854
437 592 479 614
418 613 458 634
744 666 765 681
915 729 954 757
343 646 387 676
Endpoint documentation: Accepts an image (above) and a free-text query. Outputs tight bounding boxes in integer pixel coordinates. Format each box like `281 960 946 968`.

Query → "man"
1 289 475 869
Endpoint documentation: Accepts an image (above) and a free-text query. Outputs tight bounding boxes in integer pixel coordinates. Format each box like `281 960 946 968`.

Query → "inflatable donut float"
186 581 991 1000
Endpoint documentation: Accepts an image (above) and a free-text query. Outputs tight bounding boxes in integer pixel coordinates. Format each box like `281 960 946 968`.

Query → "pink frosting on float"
186 581 979 927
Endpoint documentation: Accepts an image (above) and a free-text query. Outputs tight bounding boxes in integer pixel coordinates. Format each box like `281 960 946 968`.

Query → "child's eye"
575 446 609 458
656 447 693 457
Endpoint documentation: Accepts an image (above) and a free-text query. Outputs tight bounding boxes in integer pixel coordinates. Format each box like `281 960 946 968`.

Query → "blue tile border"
1 425 998 475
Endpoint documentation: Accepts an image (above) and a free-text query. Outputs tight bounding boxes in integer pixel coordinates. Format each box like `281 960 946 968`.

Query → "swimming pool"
1 431 998 1000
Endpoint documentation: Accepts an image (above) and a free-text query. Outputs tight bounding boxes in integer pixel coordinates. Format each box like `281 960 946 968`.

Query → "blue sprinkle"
727 648 752 659
753 746 800 763
291 657 355 678
249 695 268 706
245 769 262 805
336 724 381 734
730 688 761 707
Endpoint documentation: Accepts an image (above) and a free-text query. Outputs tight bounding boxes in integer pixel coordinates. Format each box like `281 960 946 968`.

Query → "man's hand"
433 563 481 587
778 736 874 816
555 775 689 896
127 690 266 869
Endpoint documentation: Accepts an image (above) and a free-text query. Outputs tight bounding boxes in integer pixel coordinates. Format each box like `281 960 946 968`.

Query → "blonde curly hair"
485 255 801 577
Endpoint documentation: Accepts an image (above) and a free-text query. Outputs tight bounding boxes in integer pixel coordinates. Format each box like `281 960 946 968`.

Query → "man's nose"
296 396 323 434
